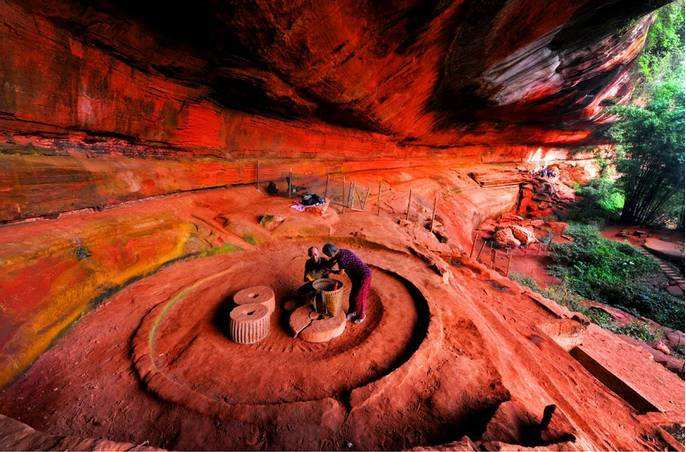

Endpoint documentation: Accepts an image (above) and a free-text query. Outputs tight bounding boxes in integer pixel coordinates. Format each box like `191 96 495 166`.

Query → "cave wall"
0 0 664 224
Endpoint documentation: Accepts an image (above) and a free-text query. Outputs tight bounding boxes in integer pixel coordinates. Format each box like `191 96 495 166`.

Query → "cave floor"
0 177 683 450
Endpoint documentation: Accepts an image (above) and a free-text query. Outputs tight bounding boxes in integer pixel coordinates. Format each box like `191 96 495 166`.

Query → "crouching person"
298 246 329 301
322 243 372 324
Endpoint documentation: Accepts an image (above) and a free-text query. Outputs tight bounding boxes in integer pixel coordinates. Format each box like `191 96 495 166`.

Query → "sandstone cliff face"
0 0 668 224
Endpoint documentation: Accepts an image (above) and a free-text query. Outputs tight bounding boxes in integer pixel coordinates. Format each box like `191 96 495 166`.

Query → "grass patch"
548 223 684 330
201 243 243 256
242 234 258 245
509 273 663 343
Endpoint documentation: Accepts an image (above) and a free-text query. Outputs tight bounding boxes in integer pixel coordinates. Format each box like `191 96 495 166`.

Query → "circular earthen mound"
233 285 275 313
132 242 429 406
229 303 270 344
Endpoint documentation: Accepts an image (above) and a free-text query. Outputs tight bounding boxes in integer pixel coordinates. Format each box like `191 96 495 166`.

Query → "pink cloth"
350 272 372 318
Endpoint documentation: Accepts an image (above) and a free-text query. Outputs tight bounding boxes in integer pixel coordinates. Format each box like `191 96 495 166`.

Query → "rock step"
636 247 684 289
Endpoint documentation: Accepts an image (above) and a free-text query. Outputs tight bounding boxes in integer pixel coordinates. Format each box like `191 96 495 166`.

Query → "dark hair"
322 243 338 257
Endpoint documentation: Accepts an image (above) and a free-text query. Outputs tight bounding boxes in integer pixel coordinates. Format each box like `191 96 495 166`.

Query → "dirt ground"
0 180 683 450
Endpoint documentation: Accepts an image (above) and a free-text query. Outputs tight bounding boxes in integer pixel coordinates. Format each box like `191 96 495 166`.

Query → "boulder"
510 225 537 246
494 228 521 248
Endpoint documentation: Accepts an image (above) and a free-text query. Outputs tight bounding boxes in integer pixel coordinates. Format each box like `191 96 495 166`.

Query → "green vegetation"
510 273 662 343
200 243 242 256
606 1 685 227
568 177 624 224
548 224 683 330
636 0 684 88
610 81 685 226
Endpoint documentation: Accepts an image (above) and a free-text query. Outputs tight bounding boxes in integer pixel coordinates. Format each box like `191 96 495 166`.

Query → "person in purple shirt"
323 243 372 324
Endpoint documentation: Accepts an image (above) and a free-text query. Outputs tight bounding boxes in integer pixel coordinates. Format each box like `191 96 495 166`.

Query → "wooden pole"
324 174 329 198
288 169 293 198
505 248 512 277
469 232 478 258
429 194 438 232
406 188 412 220
377 180 382 215
362 187 370 210
476 239 487 261
348 182 355 208
341 176 346 212
256 161 260 191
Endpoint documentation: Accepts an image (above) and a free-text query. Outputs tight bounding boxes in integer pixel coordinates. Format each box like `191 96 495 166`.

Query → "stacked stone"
229 286 274 344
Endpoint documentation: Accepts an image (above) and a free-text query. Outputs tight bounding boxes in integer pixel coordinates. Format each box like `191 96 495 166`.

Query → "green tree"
637 0 684 88
610 81 685 226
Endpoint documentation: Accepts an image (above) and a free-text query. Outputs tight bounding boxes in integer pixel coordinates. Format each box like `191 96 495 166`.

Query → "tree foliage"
568 177 624 224
601 1 685 227
610 81 684 226
637 0 685 87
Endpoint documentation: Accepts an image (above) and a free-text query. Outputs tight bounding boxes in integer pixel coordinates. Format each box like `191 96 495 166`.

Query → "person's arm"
304 259 313 282
327 255 342 274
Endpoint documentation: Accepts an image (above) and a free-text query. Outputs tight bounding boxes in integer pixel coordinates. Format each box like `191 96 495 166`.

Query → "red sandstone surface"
0 186 683 450
0 0 683 449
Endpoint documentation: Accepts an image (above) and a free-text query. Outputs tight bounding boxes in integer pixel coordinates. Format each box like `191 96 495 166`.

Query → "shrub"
509 273 662 343
611 321 662 343
549 223 684 330
568 178 624 224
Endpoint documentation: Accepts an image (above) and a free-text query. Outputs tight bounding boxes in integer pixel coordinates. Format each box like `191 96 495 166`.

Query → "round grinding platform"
131 242 428 405
233 285 275 313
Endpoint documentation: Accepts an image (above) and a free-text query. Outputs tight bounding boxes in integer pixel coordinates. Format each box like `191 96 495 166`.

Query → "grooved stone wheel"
289 305 347 343
233 286 275 314
229 304 270 344
301 310 346 343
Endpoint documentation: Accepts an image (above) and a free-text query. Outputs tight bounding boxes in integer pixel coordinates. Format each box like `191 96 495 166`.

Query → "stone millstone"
229 304 270 344
233 286 275 314
290 305 346 343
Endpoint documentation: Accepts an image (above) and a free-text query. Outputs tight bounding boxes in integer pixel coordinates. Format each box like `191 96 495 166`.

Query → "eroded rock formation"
0 0 682 450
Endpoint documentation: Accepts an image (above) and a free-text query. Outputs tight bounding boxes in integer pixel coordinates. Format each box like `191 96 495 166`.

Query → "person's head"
308 246 319 259
322 243 338 257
